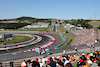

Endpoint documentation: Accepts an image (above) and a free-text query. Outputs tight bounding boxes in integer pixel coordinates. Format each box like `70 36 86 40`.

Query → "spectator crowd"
65 25 100 46
71 29 100 45
21 51 100 67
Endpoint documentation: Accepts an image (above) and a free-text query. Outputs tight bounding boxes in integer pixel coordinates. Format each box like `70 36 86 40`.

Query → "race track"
48 33 63 47
0 34 50 54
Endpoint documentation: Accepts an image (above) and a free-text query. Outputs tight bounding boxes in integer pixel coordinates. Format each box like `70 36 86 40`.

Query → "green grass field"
58 26 76 46
51 25 54 31
0 35 31 44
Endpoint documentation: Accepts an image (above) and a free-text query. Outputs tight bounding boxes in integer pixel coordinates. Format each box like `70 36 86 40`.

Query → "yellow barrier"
0 31 39 33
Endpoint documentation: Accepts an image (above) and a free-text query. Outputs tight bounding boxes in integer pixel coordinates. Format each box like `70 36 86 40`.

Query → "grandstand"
64 24 100 46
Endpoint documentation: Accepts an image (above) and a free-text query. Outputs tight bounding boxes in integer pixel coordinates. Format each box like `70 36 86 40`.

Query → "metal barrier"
0 42 100 63
0 51 39 63
0 46 73 63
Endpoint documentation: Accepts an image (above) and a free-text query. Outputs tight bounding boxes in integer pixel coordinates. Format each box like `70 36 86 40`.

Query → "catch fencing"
0 41 100 63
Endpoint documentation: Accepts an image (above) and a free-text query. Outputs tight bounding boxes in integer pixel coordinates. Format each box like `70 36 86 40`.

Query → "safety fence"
1 41 98 63
0 51 39 63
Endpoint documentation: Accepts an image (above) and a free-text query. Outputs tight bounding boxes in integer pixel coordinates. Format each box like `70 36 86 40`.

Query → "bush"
97 26 100 29
67 39 72 45
70 20 92 29
66 30 68 33
70 22 80 26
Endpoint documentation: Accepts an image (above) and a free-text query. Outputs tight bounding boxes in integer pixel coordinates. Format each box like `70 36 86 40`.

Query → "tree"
59 20 60 22
70 22 80 26
0 23 31 29
56 22 58 24
59 23 62 25
81 21 93 29
32 21 35 23
66 30 68 33
49 22 52 26
64 20 69 24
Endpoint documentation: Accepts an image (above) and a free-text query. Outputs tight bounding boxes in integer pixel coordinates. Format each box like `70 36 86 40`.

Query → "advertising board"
4 34 13 40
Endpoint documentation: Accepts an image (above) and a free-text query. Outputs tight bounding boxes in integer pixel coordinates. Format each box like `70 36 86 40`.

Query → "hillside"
88 21 100 27
0 16 52 22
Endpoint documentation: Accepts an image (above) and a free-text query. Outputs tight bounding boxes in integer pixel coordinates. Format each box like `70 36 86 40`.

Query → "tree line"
0 23 31 29
67 19 93 29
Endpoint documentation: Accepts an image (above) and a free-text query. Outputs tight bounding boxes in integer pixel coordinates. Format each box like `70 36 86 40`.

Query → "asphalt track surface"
48 33 63 47
0 34 50 54
53 25 56 32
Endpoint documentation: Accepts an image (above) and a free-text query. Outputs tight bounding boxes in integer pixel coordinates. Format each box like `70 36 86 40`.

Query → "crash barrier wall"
53 33 66 48
0 51 39 63
0 42 100 63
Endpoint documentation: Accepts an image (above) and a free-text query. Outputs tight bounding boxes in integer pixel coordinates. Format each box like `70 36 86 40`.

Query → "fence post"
10 62 14 67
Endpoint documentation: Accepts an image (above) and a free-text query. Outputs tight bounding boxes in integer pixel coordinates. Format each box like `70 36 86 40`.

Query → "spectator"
43 50 46 55
63 50 66 54
95 60 100 67
21 51 100 67
21 60 26 67
65 63 73 67
27 61 32 67
0 63 3 67
38 58 43 67
42 57 46 66
57 60 64 67
49 57 56 67
39 50 41 55
75 47 77 52
32 58 40 67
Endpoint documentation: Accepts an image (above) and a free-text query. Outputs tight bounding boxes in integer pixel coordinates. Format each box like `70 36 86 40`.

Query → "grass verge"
19 27 49 31
57 25 76 46
51 25 54 31
0 35 31 44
